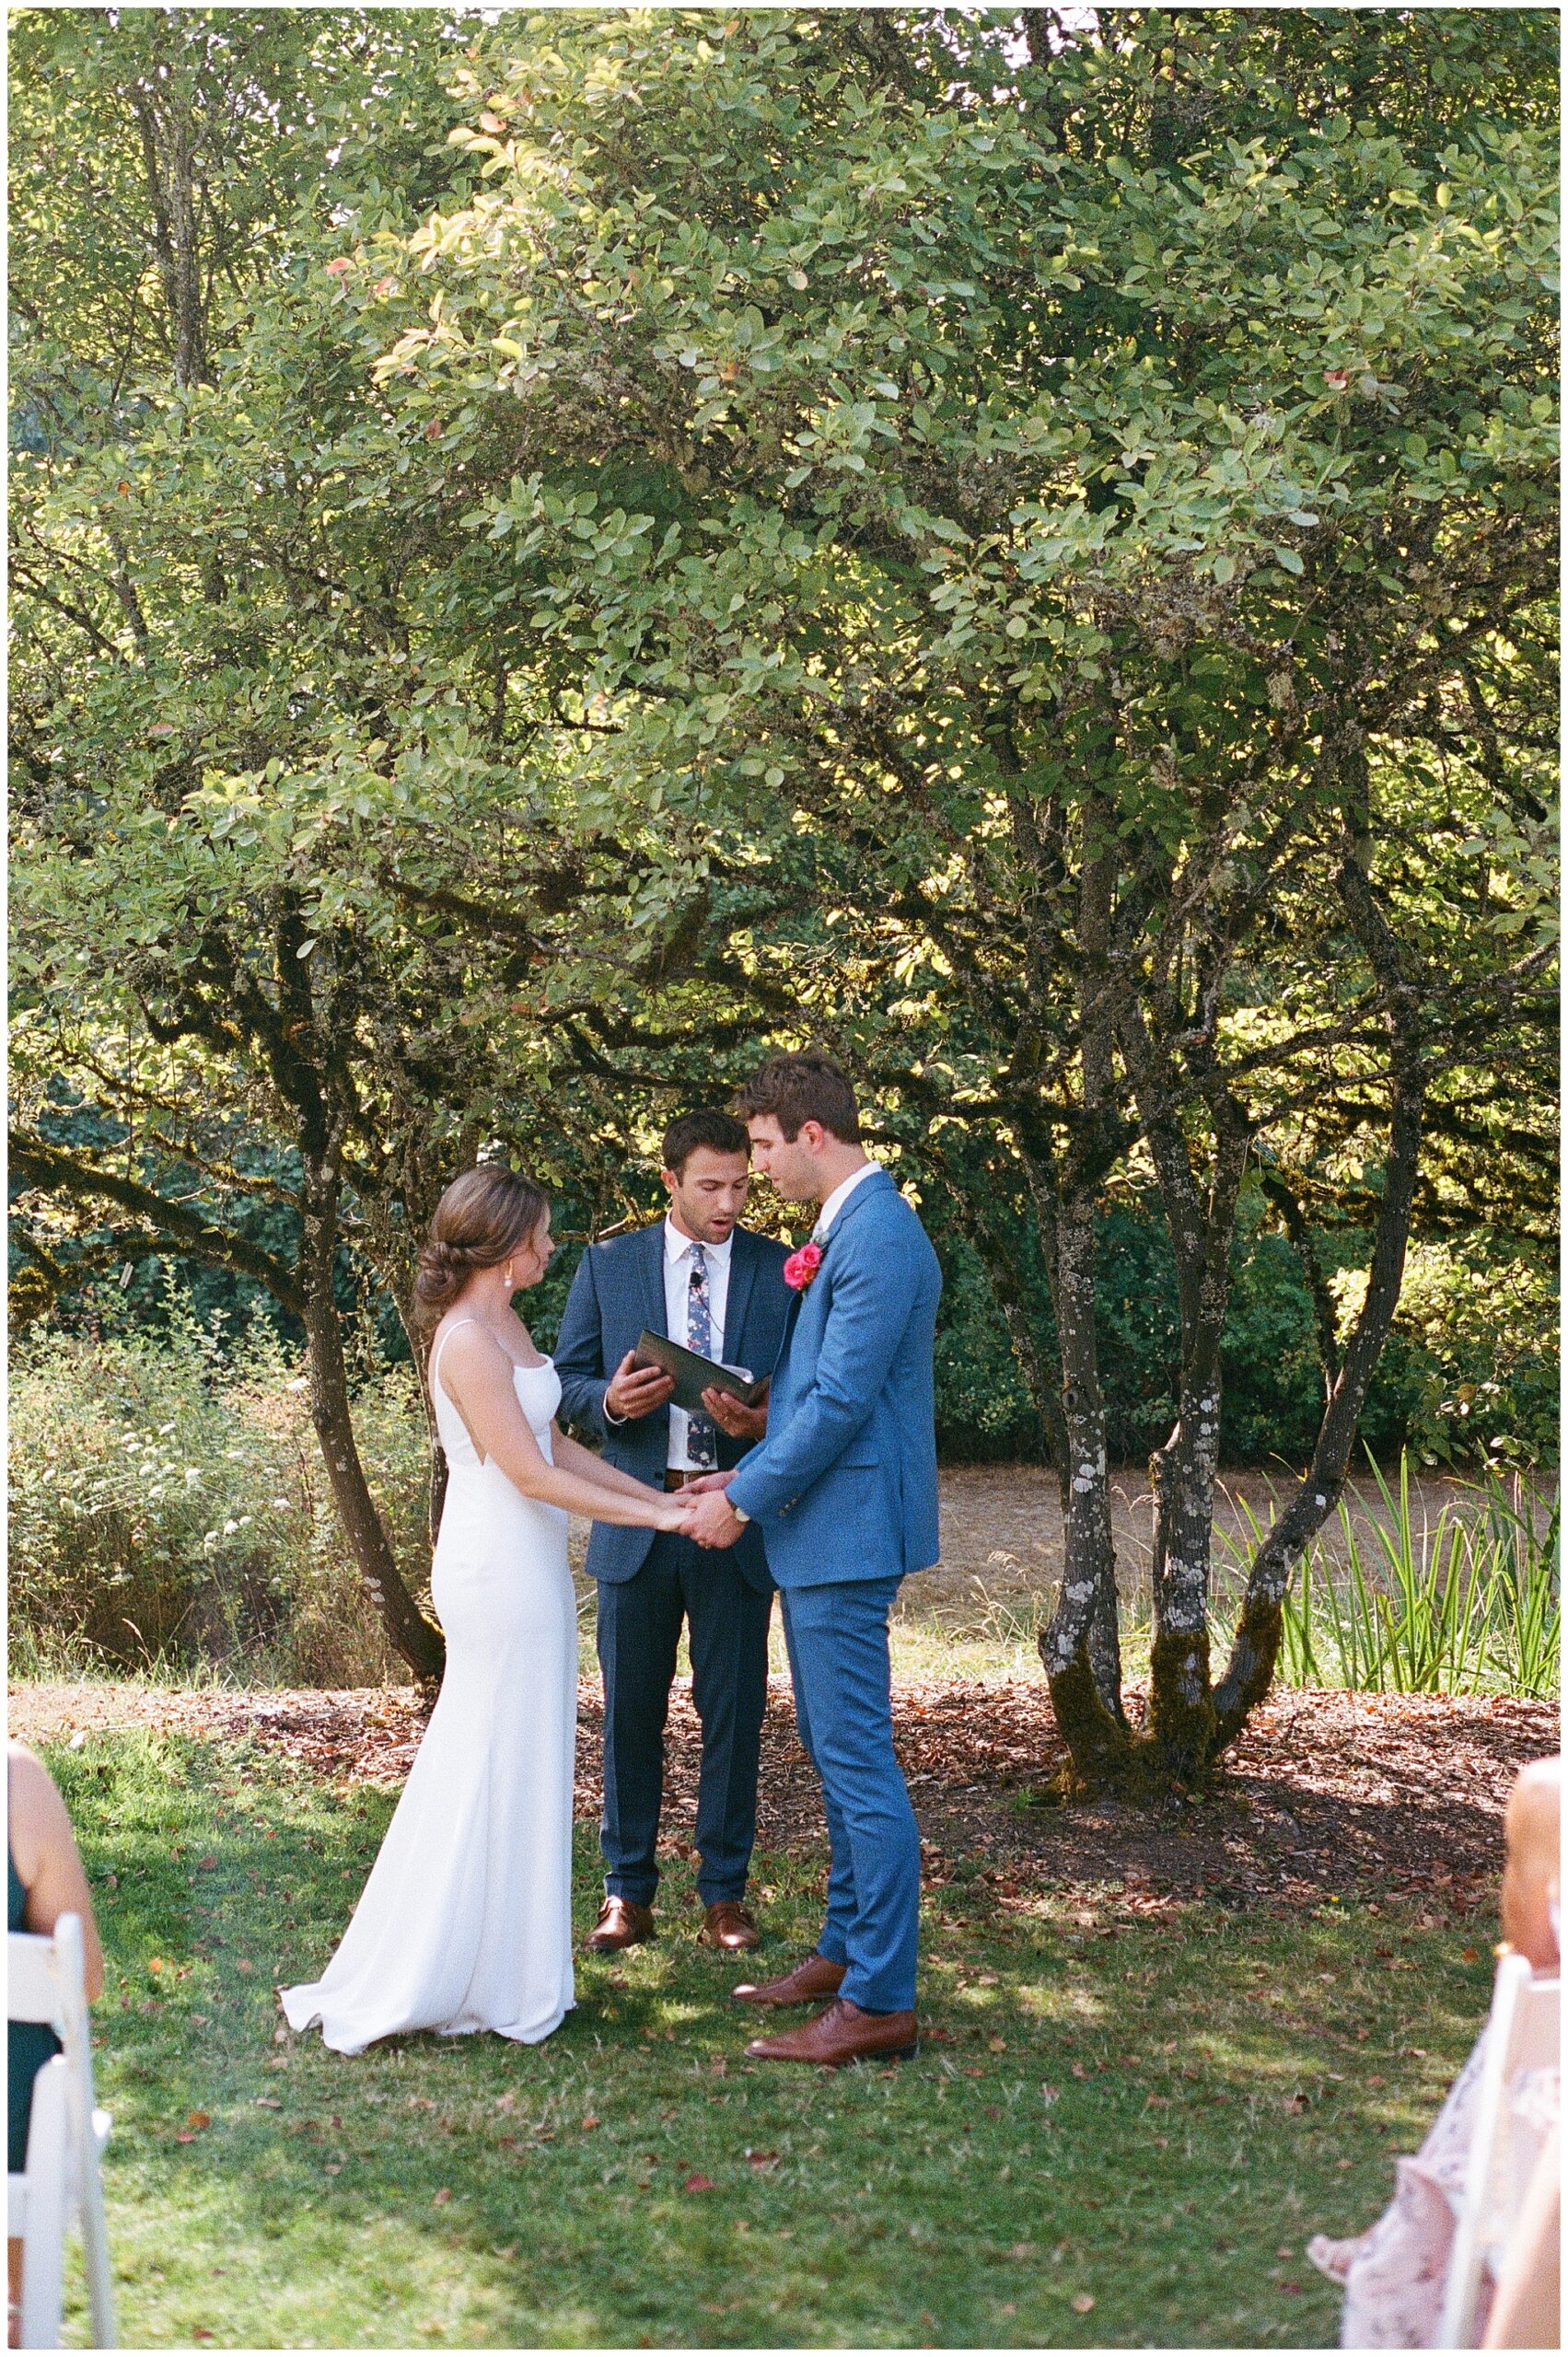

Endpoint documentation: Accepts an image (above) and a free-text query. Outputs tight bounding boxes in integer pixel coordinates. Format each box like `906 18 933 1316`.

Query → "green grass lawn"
47 1724 1492 2350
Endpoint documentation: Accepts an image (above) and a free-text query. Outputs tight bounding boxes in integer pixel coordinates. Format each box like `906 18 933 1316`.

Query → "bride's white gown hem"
280 1331 576 2055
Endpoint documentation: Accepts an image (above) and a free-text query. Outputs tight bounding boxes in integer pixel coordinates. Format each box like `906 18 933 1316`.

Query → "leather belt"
664 1469 706 1492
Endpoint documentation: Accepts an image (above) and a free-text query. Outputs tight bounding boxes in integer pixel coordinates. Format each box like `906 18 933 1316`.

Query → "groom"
683 1051 942 2066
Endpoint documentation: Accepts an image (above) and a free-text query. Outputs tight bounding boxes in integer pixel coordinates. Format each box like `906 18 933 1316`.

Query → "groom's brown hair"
733 1051 862 1144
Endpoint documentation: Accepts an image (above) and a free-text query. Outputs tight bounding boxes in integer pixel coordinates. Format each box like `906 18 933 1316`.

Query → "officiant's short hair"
733 1051 863 1144
661 1109 751 1176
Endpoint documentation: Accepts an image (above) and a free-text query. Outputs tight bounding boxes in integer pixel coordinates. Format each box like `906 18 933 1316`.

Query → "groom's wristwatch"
730 1503 750 1525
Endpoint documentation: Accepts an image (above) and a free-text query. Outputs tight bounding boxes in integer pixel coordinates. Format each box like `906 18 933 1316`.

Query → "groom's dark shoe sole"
732 1952 845 2006
744 1997 920 2068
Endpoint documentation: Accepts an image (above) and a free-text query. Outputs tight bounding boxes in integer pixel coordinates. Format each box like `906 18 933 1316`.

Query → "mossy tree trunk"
1023 828 1432 1797
1207 853 1427 1753
298 1145 447 1685
1119 996 1254 1780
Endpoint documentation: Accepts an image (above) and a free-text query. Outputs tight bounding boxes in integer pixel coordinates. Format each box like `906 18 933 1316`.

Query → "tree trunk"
1143 1110 1250 1775
1207 855 1426 1755
300 1178 445 1683
130 64 209 391
1037 1187 1132 1785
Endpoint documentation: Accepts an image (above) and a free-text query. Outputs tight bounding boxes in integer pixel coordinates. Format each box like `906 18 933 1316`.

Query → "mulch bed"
12 1678 1555 1920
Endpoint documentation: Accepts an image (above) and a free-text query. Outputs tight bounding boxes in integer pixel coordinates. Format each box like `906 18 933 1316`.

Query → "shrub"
8 1304 429 1685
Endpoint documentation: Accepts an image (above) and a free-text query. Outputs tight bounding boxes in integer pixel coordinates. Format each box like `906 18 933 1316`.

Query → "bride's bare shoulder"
435 1318 510 1384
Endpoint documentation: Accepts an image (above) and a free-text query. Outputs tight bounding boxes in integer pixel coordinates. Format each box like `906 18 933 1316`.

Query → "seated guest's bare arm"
7 1741 104 1999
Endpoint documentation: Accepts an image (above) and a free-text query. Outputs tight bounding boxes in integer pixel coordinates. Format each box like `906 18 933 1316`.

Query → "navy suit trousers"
597 1534 772 1908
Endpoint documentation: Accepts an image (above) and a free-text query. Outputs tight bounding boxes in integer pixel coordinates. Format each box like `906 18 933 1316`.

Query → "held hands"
605 1350 676 1422
683 1486 748 1550
649 1470 746 1541
701 1379 768 1442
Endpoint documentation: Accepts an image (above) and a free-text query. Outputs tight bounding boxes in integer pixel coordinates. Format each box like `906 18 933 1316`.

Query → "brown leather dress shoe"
702 1901 762 1952
586 1896 655 1953
745 1996 919 2067
732 1951 846 2006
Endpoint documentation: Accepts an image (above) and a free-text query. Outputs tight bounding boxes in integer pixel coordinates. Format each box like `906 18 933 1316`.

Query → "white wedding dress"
281 1327 576 2053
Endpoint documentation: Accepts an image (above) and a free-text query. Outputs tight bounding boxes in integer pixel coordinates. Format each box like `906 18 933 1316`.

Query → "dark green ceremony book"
632 1330 768 1417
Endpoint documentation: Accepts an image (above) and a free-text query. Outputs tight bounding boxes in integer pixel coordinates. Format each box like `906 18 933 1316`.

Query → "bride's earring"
503 1261 516 1291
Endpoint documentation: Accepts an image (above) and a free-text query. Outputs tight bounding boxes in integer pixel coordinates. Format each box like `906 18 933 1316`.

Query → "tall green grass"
1217 1457 1560 1699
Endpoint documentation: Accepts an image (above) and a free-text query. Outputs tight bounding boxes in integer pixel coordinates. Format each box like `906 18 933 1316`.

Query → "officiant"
555 1110 791 1955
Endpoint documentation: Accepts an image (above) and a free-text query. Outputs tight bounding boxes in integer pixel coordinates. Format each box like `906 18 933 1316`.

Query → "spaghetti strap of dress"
430 1316 483 1404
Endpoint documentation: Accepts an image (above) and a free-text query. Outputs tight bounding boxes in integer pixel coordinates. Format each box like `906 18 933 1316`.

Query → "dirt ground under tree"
13 1675 1553 1937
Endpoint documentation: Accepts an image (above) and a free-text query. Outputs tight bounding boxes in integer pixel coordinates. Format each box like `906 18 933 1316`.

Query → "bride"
281 1164 692 2054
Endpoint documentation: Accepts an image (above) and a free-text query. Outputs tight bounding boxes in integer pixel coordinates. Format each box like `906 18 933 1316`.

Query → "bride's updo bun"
413 1165 551 1329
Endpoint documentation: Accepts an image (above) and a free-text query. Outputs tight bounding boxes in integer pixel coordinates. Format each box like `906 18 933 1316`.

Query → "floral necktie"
686 1243 718 1470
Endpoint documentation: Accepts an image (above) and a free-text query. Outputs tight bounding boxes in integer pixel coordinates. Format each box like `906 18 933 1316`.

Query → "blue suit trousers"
780 1575 920 2014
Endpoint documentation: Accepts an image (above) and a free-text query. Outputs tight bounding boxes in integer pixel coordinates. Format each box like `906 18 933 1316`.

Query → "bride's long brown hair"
412 1166 550 1331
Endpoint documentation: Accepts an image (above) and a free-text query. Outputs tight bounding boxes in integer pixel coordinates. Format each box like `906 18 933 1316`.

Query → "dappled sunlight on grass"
46 1724 1496 2349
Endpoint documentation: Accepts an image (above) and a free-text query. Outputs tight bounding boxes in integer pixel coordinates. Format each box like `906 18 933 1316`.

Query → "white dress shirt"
813 1157 879 1242
664 1216 735 1471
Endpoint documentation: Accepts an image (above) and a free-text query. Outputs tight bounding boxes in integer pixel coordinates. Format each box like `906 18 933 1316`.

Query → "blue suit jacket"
553 1220 791 1594
726 1168 942 1589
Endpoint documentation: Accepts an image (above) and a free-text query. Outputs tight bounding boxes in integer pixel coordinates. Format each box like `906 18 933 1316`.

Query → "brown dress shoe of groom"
731 1952 846 2006
702 1901 762 1952
586 1896 655 1953
745 1997 920 2068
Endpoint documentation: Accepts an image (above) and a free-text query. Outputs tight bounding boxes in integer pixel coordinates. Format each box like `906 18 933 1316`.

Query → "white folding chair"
1437 1952 1560 2350
6 1914 116 2350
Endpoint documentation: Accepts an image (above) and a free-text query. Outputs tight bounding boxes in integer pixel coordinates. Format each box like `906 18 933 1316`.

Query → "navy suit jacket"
553 1220 791 1594
725 1168 941 1589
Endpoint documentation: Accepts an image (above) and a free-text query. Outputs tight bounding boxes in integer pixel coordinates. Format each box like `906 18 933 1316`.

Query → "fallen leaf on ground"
1071 2292 1095 2314
683 2173 716 2192
433 2187 452 2204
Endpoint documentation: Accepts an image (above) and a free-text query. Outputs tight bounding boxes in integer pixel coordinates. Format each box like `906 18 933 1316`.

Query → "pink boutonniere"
783 1241 824 1292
